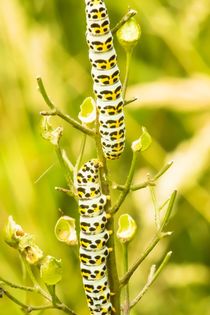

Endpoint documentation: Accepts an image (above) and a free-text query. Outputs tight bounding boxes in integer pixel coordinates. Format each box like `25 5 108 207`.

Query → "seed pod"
55 216 78 246
40 255 62 285
117 214 137 243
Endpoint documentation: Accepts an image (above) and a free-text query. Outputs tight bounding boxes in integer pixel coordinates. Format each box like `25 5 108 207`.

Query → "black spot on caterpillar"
85 0 125 160
76 159 112 314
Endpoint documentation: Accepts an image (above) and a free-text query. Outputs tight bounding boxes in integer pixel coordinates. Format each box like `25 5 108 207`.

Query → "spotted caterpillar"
76 159 113 314
85 0 125 160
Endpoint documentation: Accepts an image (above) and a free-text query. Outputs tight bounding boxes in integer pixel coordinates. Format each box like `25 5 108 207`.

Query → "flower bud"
42 116 63 146
19 234 43 265
117 214 137 243
54 216 78 246
78 97 96 125
131 126 152 152
4 216 25 248
117 18 141 52
40 255 62 285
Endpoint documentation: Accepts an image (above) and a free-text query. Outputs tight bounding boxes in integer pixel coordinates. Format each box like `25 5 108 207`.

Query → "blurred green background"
0 0 210 314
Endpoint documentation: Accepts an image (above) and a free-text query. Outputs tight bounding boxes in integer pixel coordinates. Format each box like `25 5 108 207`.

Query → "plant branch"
55 145 75 191
120 191 177 286
113 161 173 192
129 251 172 309
0 276 34 293
0 276 78 315
94 111 120 314
111 152 138 214
149 182 160 230
122 50 133 99
74 133 87 185
37 77 95 137
124 97 138 106
112 9 137 34
2 287 77 314
122 243 130 315
153 161 173 181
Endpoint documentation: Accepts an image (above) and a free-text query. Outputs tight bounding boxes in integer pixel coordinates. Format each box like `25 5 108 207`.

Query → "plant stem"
153 161 173 181
55 145 74 190
129 251 172 309
149 184 160 230
22 257 51 301
122 50 133 99
74 133 87 185
111 152 137 214
114 161 174 192
94 111 120 314
120 191 176 286
2 288 77 314
37 77 95 137
0 276 34 293
112 9 137 34
124 97 138 106
122 243 130 315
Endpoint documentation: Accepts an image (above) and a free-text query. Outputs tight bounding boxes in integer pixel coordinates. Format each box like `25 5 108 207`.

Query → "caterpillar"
85 0 125 160
76 159 113 315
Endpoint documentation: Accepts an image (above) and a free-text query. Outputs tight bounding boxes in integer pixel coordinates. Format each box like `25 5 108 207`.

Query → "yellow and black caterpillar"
76 159 112 314
85 0 125 160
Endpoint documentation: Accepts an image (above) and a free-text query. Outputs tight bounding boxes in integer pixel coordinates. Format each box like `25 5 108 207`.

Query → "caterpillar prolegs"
76 159 113 314
85 0 125 160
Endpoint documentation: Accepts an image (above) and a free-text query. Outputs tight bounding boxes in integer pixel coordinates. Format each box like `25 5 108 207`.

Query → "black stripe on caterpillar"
85 0 125 160
76 159 112 314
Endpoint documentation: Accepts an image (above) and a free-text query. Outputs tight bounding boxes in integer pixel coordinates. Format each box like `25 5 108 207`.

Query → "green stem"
149 184 160 230
2 288 77 314
111 152 137 214
112 9 137 34
37 77 95 137
74 133 87 184
0 276 34 293
124 97 138 106
153 161 173 181
120 191 176 286
123 243 130 315
94 112 120 315
129 251 172 309
55 145 74 190
22 257 51 301
122 50 133 99
114 161 174 192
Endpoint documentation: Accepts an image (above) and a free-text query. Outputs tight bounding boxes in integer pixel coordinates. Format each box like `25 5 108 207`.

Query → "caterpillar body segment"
85 0 125 159
78 194 107 217
77 159 112 314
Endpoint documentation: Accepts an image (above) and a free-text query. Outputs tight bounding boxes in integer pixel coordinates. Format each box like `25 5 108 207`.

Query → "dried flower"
4 216 25 248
